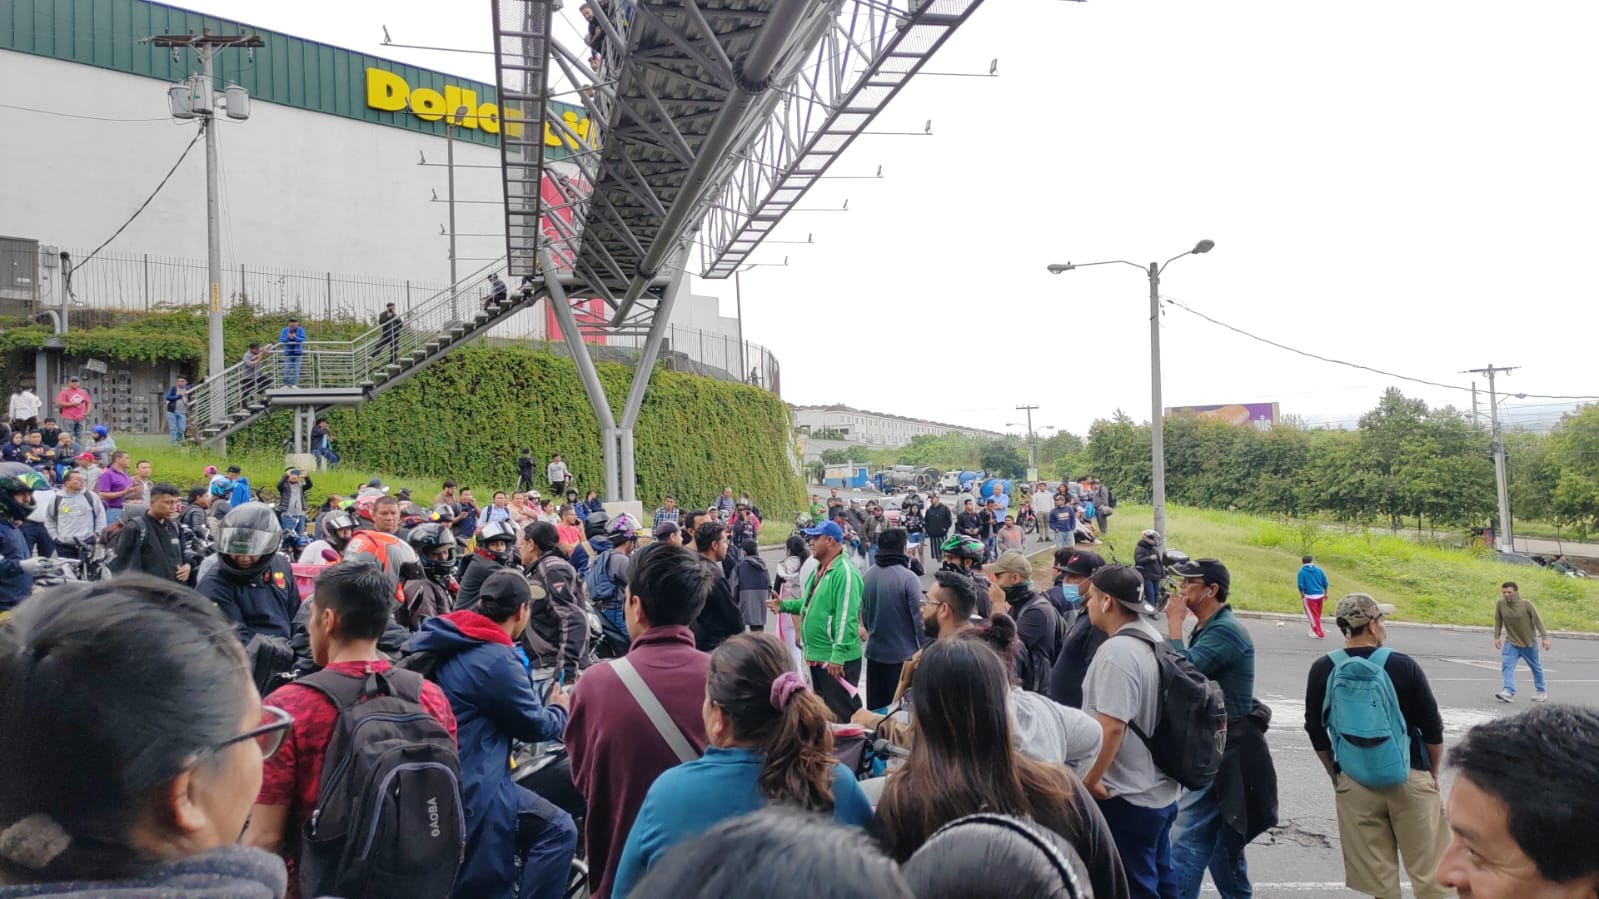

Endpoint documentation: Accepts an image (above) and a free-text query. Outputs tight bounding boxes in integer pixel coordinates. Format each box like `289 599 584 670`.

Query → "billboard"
1166 402 1280 429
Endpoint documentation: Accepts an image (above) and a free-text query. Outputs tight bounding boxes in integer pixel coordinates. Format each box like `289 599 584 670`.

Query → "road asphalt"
757 538 1598 898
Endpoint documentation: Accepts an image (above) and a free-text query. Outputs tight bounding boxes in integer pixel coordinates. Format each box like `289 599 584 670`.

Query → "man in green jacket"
1494 581 1551 703
772 520 864 721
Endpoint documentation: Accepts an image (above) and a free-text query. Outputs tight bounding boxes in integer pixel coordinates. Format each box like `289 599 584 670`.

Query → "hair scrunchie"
769 670 808 711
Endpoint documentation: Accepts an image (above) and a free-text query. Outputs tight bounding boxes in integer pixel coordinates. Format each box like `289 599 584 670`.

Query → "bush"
232 345 803 513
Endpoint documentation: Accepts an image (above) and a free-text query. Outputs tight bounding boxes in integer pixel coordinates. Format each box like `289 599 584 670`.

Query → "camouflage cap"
1333 593 1396 625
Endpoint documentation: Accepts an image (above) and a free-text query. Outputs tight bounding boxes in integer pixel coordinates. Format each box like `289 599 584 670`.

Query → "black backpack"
1112 628 1228 790
1014 594 1065 694
296 667 464 899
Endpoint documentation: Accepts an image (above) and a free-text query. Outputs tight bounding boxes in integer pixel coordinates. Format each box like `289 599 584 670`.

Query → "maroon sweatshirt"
565 625 710 898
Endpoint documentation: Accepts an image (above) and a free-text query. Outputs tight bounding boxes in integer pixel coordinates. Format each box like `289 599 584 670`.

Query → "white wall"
0 51 508 297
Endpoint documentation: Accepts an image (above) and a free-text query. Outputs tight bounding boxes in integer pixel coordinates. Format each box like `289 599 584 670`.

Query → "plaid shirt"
653 505 680 527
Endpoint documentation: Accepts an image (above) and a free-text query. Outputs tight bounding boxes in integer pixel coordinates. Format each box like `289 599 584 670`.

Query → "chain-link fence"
51 247 781 395
58 248 448 321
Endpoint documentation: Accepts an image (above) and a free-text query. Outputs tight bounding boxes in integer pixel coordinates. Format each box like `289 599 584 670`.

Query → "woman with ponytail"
610 632 872 897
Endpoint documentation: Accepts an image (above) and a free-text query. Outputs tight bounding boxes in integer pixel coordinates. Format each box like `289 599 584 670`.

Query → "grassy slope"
1101 504 1599 632
118 436 442 506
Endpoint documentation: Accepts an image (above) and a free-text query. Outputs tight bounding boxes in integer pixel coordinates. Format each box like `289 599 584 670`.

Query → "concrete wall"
0 51 508 305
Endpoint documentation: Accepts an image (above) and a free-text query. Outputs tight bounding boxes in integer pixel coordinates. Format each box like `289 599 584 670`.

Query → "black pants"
865 658 904 712
809 658 863 723
20 520 53 559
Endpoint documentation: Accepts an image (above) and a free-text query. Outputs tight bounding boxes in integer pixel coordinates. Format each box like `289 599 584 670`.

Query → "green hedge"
235 345 803 512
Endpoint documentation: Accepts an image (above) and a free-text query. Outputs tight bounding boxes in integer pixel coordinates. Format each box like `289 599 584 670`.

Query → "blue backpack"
584 548 619 605
1322 648 1410 787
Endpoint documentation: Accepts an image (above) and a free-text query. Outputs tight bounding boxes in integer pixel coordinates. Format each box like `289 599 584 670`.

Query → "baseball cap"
989 550 1032 578
1059 550 1105 578
802 520 845 542
1334 594 1395 626
226 465 242 474
75 451 95 462
68 375 80 382
479 569 532 610
1171 558 1230 593
1090 564 1156 615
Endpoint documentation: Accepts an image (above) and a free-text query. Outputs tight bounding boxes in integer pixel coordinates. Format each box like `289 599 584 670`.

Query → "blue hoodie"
570 533 614 578
407 610 569 898
1298 562 1328 597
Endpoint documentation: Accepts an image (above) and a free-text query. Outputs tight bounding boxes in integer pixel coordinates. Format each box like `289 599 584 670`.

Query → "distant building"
791 404 1003 450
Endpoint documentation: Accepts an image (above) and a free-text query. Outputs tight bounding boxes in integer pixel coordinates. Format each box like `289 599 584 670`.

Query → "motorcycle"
1157 548 1191 612
511 739 589 899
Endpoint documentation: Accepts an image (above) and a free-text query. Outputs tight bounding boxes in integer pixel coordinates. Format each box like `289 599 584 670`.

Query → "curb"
1230 609 1599 642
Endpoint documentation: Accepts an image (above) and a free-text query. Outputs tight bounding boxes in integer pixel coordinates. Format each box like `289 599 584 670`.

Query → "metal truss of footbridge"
183 0 985 481
491 0 987 501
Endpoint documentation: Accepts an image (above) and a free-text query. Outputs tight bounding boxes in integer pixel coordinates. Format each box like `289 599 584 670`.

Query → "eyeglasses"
208 705 293 760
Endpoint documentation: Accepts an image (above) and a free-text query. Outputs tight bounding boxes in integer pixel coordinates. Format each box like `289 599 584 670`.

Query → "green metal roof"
0 0 583 155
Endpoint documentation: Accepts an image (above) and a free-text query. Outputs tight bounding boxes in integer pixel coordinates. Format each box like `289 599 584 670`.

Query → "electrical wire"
0 101 171 123
1161 296 1599 403
76 125 205 271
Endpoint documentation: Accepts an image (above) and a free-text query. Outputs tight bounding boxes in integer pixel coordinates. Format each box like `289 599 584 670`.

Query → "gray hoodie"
0 845 286 899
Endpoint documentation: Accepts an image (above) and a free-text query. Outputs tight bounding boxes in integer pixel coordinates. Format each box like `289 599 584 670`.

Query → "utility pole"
152 29 262 416
445 104 468 322
1471 381 1479 425
1464 364 1518 551
1015 404 1039 477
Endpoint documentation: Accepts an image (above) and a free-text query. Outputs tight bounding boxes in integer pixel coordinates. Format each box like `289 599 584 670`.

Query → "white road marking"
1439 656 1557 673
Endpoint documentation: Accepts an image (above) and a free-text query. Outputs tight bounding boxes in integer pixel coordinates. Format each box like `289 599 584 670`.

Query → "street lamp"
445 104 469 321
1045 239 1214 539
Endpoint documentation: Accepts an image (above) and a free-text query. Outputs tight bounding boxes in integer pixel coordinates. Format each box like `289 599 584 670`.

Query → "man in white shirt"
7 385 40 433
1031 481 1054 545
547 453 572 496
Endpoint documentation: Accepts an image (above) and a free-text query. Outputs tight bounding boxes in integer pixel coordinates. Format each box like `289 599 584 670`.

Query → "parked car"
1493 551 1540 567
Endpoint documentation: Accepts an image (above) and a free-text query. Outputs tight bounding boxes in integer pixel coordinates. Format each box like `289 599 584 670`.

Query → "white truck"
939 470 962 494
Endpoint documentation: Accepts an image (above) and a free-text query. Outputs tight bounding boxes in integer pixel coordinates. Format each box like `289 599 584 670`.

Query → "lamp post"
1046 239 1214 539
445 104 469 321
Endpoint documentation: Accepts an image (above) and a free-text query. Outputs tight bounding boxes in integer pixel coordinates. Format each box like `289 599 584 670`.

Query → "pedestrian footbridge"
188 0 987 496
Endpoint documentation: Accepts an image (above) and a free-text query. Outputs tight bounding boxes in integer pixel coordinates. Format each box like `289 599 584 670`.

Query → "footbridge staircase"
186 0 989 491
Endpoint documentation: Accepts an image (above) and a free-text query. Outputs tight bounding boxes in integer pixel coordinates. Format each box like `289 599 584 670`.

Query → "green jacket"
779 554 864 665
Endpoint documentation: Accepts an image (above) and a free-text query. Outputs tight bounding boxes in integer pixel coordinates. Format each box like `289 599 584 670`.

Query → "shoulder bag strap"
611 657 699 764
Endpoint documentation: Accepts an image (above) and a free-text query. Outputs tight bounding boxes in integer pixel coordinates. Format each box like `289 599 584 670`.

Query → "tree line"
834 388 1599 537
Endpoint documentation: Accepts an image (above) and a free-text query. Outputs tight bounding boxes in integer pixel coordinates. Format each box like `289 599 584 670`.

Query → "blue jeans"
1053 529 1071 548
1097 796 1179 899
283 353 302 386
312 446 340 469
1501 643 1546 694
601 604 627 640
1170 783 1251 898
167 411 186 443
514 786 578 899
105 506 121 526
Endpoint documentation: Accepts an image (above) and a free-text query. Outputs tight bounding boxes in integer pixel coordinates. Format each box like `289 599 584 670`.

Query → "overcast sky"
200 0 1599 437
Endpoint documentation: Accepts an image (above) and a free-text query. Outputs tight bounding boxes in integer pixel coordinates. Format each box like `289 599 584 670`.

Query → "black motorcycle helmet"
0 474 40 522
582 510 610 539
217 502 283 581
407 522 458 580
321 510 358 552
477 520 518 564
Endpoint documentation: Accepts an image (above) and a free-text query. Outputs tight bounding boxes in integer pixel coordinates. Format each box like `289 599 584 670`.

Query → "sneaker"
1495 691 1514 703
1532 692 1549 703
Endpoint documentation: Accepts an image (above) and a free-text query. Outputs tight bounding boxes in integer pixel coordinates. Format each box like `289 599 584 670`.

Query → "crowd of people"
0 449 1592 899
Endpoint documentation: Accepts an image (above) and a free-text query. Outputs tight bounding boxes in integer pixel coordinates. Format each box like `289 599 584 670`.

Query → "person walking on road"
1299 555 1329 640
1493 581 1550 703
1304 594 1451 899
